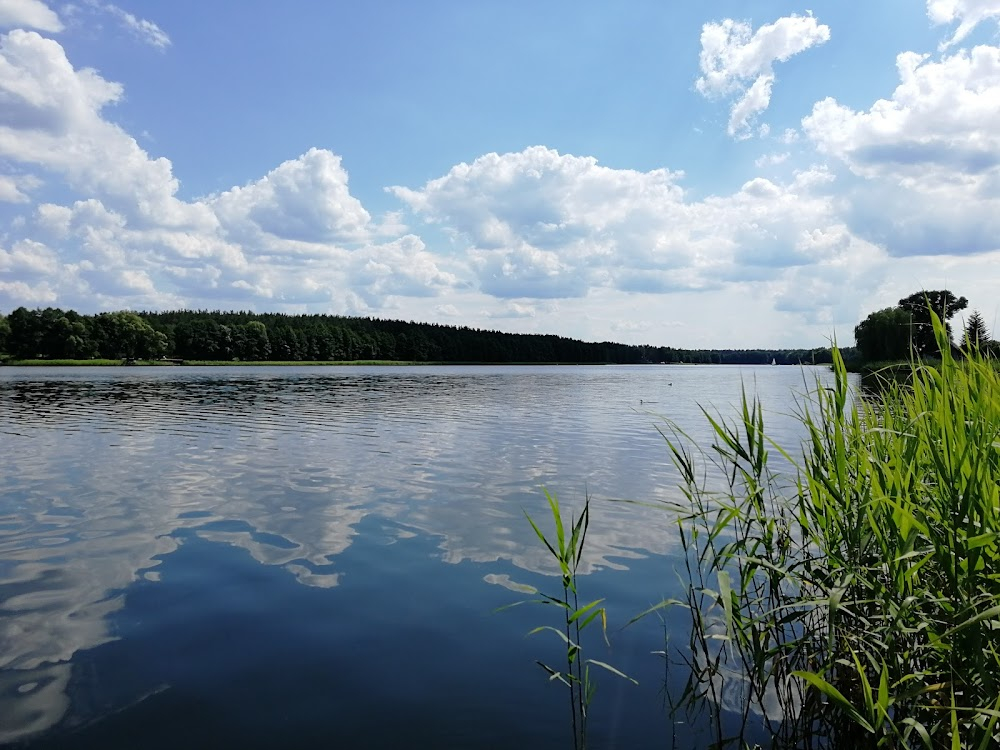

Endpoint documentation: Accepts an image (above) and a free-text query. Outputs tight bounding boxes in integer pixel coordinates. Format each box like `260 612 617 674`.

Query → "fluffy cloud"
348 235 457 305
0 238 58 276
803 45 1000 256
392 147 686 298
0 28 457 315
0 0 62 32
211 149 372 248
0 29 208 227
17 190 454 314
0 172 39 202
755 151 790 168
928 0 1000 48
484 302 538 319
696 14 830 138
392 147 883 326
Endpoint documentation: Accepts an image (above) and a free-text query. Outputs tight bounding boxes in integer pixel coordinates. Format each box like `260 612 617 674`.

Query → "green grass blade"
586 659 638 685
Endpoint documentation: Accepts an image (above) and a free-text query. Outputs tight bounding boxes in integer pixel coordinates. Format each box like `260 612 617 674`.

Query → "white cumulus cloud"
0 172 39 202
484 302 538 319
391 146 884 330
211 149 372 248
0 0 61 32
696 14 830 138
0 29 208 227
803 45 1000 256
929 0 1000 49
0 31 459 315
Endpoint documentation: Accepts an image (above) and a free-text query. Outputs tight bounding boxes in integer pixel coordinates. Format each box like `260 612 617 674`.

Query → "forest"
0 306 839 366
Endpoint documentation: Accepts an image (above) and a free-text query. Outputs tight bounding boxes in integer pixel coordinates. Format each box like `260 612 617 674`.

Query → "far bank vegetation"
0 307 839 366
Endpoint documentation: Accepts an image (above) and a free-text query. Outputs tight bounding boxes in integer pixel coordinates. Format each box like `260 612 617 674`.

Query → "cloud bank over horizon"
1 1 999 348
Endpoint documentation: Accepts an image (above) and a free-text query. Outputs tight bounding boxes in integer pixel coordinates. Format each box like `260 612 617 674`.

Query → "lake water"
0 364 846 748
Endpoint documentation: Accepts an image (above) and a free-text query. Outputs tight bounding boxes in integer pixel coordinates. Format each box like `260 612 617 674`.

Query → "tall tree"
897 290 968 356
964 310 991 351
91 312 167 359
854 307 914 362
6 307 44 358
0 313 10 355
239 321 271 360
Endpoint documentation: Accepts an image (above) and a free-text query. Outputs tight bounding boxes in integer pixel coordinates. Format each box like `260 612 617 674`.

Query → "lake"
0 364 847 748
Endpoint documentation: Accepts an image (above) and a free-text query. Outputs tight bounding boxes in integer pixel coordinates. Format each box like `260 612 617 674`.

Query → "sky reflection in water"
0 364 846 745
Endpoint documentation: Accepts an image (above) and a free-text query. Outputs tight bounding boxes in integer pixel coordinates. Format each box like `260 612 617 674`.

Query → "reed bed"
654 314 1000 748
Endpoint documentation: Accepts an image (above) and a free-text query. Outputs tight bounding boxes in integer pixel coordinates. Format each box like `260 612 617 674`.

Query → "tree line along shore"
3 290 991 368
0 307 840 366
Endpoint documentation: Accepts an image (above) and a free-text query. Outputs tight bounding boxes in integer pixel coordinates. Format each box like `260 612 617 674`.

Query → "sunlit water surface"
0 364 847 748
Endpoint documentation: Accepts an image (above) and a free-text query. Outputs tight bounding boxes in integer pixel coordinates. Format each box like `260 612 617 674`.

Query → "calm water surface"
0 364 847 748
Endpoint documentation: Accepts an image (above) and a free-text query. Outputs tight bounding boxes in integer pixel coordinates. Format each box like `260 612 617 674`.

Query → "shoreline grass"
649 312 1000 748
1 358 128 366
178 359 424 366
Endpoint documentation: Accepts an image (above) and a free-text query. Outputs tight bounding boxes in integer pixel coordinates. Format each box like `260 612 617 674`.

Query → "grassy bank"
2 358 128 366
178 359 424 366
846 356 1000 375
851 357 999 395
844 358 909 374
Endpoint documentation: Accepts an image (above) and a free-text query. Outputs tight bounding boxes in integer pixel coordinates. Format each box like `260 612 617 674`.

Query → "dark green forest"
0 306 840 366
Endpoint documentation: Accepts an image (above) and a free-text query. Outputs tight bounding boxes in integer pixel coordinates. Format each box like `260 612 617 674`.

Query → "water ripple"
0 364 848 742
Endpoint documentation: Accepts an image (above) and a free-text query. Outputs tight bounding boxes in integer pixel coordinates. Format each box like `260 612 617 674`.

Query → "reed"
650 312 1000 748
506 490 634 750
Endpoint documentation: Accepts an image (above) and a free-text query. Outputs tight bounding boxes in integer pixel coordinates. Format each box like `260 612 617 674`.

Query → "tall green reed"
649 312 1000 749
507 490 634 750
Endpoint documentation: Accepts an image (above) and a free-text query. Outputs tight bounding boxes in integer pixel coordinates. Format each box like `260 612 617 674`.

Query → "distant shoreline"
1 358 605 367
0 358 826 368
2 359 427 367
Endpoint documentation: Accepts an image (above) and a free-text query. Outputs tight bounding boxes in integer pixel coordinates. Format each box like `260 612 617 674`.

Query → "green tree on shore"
91 312 167 359
897 289 967 356
964 309 991 350
240 321 271 360
853 307 913 362
0 313 9 355
855 290 974 363
5 307 96 358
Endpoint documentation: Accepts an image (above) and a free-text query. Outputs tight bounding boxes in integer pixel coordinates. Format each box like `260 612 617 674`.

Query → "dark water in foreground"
0 364 845 748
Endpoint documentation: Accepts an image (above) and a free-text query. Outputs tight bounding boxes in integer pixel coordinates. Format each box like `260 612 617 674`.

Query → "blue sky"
1 0 999 347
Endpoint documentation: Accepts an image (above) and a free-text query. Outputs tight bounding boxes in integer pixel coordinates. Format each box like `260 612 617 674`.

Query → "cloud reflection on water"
0 364 842 741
